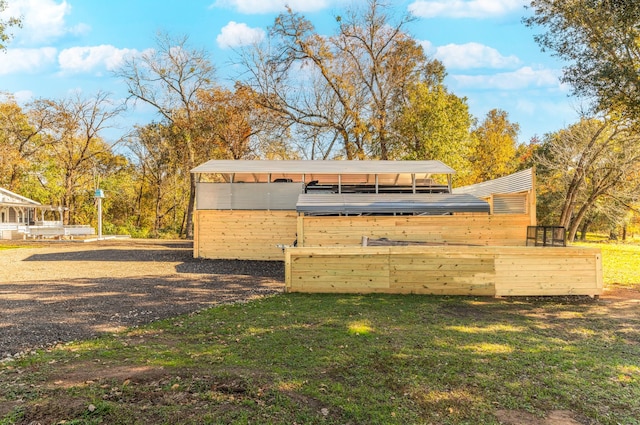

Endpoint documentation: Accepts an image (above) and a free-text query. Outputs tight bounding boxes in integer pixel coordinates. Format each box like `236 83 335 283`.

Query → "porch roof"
0 201 43 208
0 187 41 206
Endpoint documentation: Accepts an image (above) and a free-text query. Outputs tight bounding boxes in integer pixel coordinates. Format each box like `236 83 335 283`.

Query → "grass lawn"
574 242 640 288
0 245 21 251
1 247 639 424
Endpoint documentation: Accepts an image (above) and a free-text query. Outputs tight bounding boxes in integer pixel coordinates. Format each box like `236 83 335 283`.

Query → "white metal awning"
192 160 455 176
296 193 490 215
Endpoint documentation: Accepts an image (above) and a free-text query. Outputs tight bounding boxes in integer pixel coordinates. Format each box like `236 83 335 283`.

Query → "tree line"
1 0 639 241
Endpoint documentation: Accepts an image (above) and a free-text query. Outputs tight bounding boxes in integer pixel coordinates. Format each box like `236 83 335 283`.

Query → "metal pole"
97 197 102 240
95 188 104 240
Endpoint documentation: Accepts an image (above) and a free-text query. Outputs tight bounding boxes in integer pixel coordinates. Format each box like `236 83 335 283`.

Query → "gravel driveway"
0 239 284 359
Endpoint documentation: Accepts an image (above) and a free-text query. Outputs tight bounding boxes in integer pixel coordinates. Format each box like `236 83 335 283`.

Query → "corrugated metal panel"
197 183 231 209
196 182 303 210
296 193 490 215
192 159 455 175
453 168 533 197
493 194 527 214
230 184 270 209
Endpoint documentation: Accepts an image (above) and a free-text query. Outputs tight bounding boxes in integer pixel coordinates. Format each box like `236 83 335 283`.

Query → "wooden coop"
191 160 602 297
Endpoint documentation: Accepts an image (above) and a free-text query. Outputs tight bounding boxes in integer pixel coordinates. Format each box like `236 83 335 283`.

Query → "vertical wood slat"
193 207 199 258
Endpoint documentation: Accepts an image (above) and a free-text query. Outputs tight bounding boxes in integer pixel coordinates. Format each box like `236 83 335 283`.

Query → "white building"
0 187 93 239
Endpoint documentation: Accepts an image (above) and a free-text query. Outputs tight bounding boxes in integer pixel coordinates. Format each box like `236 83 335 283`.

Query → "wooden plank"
595 252 604 292
495 281 602 290
496 287 600 296
284 249 291 291
297 215 304 247
193 211 200 258
292 278 390 289
390 281 496 296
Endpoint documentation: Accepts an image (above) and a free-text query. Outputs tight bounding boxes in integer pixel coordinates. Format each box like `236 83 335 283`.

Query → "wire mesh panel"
526 226 566 247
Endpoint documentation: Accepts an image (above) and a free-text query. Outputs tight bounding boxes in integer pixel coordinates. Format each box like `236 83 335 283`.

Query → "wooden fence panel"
285 246 602 297
493 247 603 296
195 210 297 260
299 214 531 247
286 247 390 293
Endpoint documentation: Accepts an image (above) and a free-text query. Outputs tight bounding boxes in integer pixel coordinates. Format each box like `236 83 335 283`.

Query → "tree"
513 135 542 170
469 109 520 183
240 0 433 159
115 32 216 238
127 122 186 237
0 0 21 51
194 85 286 160
525 0 640 119
0 94 50 191
534 117 640 241
392 63 475 184
30 92 123 224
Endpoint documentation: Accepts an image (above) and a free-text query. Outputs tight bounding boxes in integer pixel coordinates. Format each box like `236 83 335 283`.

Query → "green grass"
2 294 639 424
574 242 640 288
0 245 22 250
1 245 639 424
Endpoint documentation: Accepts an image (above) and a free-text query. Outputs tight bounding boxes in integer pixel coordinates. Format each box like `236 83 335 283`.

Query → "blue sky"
0 0 580 145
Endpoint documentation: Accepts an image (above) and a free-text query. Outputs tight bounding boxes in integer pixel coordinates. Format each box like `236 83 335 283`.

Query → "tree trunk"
154 184 162 238
135 164 146 228
559 171 583 228
579 219 591 241
559 124 608 229
185 172 196 239
567 186 613 242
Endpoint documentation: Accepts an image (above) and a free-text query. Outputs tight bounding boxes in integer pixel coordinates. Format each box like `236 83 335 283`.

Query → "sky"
0 0 582 147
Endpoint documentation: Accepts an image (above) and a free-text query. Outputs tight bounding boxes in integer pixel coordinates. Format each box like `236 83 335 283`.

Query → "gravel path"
0 239 284 359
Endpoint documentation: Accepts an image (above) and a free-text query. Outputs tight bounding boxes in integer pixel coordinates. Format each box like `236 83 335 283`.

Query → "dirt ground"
0 238 284 359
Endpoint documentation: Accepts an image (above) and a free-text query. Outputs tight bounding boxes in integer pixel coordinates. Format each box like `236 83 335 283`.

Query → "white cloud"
515 98 536 115
212 0 330 14
12 90 35 103
419 40 434 55
58 45 138 74
216 21 265 49
4 0 89 45
408 0 527 19
0 47 57 75
434 42 521 70
451 66 561 90
2 0 89 45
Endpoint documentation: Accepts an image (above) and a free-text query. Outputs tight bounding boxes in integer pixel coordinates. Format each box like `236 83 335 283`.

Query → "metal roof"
453 168 533 197
296 193 490 215
191 160 455 175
